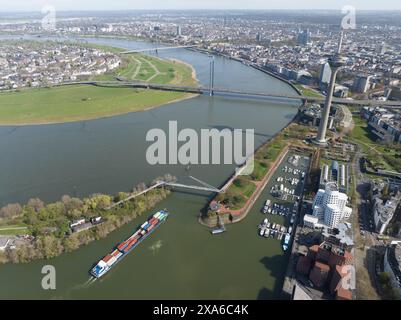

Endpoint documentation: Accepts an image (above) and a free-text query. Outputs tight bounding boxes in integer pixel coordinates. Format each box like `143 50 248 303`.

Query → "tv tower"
314 31 347 146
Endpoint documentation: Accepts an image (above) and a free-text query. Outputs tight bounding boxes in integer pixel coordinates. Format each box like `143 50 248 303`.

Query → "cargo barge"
90 210 169 278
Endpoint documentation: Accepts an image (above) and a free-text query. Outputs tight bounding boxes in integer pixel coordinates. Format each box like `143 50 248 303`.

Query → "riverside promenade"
200 145 290 227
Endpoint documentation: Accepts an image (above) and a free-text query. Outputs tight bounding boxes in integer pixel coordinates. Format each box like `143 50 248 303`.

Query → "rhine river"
0 37 300 299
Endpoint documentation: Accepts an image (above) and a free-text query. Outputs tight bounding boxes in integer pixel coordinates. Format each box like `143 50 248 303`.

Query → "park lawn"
0 85 191 125
231 178 257 198
349 116 398 171
294 84 323 98
251 160 269 181
256 138 287 162
94 53 196 87
0 223 30 236
0 227 30 236
220 177 257 210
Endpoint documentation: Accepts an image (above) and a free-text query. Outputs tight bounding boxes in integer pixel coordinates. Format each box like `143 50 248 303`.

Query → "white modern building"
303 214 320 229
373 198 399 235
309 182 352 229
319 62 332 85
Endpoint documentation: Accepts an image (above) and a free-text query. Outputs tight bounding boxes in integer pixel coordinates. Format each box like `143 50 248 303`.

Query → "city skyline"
0 0 401 12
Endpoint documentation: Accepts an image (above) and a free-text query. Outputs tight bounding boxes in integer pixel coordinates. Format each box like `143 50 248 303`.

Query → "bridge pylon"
209 57 215 96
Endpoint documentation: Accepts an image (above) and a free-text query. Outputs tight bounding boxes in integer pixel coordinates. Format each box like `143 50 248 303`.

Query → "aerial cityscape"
0 0 401 304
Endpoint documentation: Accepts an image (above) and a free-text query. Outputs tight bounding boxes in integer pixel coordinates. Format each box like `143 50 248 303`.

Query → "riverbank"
200 135 290 228
0 85 199 126
188 47 302 96
0 46 198 126
201 145 290 228
0 180 172 264
200 116 319 229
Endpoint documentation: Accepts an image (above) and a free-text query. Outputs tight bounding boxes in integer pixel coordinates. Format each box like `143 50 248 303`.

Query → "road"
351 143 382 299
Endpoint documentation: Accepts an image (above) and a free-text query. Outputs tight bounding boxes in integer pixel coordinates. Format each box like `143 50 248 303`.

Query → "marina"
254 152 310 253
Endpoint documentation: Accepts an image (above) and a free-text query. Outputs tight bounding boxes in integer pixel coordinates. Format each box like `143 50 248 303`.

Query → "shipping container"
111 250 120 257
117 242 128 251
129 238 138 245
103 254 113 263
107 256 118 266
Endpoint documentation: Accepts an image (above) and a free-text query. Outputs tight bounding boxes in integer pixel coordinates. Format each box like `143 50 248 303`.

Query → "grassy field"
294 84 324 98
251 160 269 181
93 54 197 86
0 223 29 236
0 53 197 125
349 117 398 171
0 85 192 125
219 177 256 210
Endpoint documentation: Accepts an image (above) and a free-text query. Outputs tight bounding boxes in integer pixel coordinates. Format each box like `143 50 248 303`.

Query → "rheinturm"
315 32 347 146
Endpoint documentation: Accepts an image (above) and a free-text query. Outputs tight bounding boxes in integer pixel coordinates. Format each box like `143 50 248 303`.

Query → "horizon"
0 0 400 13
3 8 401 12
1 8 401 16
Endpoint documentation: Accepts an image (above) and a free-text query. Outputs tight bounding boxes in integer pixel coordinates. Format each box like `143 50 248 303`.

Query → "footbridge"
105 176 223 210
162 176 221 193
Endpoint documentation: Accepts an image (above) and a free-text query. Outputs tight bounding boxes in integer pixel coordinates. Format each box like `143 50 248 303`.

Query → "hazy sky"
0 0 400 12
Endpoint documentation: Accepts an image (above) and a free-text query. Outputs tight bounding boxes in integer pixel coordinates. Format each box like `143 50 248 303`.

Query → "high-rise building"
353 75 372 93
297 29 310 46
319 63 332 85
176 25 182 37
311 182 352 229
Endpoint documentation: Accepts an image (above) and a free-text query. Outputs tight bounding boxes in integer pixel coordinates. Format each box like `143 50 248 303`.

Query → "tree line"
0 180 172 264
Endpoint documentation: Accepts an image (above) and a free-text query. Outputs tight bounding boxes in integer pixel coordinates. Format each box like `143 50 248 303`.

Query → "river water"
0 37 299 299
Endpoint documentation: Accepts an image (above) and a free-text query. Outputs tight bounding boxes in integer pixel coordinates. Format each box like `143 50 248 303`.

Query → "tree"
62 235 80 252
0 203 22 219
62 196 83 212
114 192 129 202
23 206 39 226
36 235 63 259
27 198 44 213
